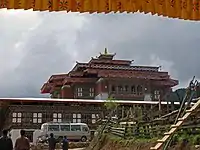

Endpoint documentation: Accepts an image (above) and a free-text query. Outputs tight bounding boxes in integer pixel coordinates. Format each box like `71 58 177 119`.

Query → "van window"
48 125 60 131
60 125 70 131
71 125 81 131
82 126 89 132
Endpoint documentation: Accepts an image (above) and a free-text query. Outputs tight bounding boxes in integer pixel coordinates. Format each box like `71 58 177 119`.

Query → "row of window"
77 87 94 97
111 85 143 95
12 113 99 124
47 124 88 132
76 86 160 98
76 85 143 97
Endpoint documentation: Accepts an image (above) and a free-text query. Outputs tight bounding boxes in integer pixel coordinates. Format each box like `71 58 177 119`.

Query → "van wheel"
81 136 87 142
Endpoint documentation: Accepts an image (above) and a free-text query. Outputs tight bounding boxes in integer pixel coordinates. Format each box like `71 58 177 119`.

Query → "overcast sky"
0 9 200 98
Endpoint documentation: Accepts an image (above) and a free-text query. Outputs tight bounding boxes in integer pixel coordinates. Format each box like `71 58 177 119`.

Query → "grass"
107 128 200 147
107 133 158 145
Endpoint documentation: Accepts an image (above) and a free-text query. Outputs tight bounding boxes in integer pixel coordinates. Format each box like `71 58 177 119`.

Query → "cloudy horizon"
0 9 199 98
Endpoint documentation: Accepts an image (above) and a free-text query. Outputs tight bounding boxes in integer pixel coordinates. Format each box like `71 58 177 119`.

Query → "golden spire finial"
104 48 108 55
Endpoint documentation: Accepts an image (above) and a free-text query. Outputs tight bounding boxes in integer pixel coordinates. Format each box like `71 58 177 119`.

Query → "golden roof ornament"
98 48 115 60
104 48 108 55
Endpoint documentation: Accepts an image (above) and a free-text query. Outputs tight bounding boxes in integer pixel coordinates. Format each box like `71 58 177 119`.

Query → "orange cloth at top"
1 0 200 21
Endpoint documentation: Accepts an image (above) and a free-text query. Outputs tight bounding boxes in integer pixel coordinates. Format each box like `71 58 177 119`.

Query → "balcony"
110 92 144 100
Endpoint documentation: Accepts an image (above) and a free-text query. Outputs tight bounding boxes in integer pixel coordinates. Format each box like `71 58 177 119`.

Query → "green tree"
104 97 118 110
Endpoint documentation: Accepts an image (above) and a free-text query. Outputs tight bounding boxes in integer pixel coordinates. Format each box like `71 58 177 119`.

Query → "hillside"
86 133 200 150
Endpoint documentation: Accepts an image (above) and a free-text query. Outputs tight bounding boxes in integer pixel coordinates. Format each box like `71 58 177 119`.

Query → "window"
137 85 143 95
71 125 81 131
154 90 160 100
144 87 148 91
111 85 116 92
73 113 81 123
118 85 123 93
89 88 94 97
53 113 62 123
60 125 70 131
77 88 83 97
81 114 91 124
91 114 99 124
48 125 60 131
131 85 136 94
124 85 129 92
33 113 42 123
62 114 71 122
12 112 22 123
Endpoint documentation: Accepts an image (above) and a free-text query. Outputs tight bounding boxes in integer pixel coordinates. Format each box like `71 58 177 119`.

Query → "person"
62 136 69 150
15 129 30 150
0 129 13 150
48 133 57 150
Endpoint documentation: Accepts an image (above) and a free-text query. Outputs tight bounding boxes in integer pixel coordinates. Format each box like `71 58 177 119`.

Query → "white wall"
144 94 152 101
10 129 20 146
95 93 108 100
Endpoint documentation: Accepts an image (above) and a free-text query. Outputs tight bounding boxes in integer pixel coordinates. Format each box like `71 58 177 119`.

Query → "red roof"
89 58 132 66
41 80 64 94
41 74 68 93
71 63 88 72
153 79 179 87
49 74 68 82
72 62 159 72
85 69 169 80
63 77 98 84
69 71 84 77
40 83 54 94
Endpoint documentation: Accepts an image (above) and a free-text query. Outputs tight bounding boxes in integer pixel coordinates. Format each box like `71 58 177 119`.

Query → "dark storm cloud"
0 10 200 97
0 10 85 97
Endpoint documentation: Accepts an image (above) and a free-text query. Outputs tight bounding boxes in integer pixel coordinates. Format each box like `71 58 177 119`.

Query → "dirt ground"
100 140 155 150
69 148 85 150
99 140 199 150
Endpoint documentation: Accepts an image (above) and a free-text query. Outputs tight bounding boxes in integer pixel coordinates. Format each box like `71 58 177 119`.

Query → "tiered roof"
41 49 178 94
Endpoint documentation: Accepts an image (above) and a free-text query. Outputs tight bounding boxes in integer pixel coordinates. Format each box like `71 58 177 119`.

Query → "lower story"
0 98 180 132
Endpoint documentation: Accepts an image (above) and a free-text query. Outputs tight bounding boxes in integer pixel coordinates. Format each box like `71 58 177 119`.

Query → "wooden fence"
110 127 126 138
107 121 200 140
108 124 170 139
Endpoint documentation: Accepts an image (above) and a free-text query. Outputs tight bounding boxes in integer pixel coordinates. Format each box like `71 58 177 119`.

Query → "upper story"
40 49 178 101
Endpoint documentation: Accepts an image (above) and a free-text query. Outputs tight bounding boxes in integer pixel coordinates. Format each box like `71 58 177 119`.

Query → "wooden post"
159 97 161 111
158 94 162 118
122 106 124 118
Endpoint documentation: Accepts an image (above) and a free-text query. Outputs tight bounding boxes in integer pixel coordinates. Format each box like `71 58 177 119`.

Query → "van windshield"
82 126 89 132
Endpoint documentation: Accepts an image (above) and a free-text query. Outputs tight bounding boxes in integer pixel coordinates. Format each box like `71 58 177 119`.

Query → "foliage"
166 88 186 102
172 129 200 145
191 135 200 145
104 97 118 110
166 85 200 103
107 133 157 145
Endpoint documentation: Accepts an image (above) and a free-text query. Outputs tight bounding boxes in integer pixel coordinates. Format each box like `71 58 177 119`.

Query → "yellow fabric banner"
1 0 200 21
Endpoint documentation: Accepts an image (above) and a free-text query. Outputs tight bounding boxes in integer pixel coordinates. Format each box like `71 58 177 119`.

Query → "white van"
36 122 90 143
